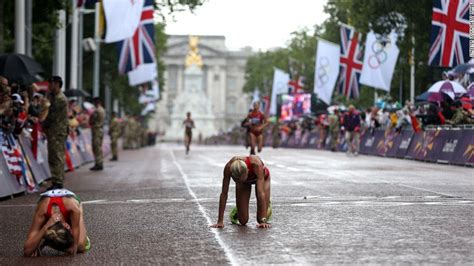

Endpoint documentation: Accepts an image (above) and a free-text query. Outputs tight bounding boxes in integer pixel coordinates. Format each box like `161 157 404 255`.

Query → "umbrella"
416 91 452 102
0 53 44 85
452 63 474 75
427 92 446 102
467 83 474 97
415 91 431 101
427 80 466 94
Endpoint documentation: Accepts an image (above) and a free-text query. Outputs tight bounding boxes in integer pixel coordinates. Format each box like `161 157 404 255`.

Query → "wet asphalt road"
0 144 473 265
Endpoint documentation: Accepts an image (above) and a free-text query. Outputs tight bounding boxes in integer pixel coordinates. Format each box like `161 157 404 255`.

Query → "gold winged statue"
185 36 203 68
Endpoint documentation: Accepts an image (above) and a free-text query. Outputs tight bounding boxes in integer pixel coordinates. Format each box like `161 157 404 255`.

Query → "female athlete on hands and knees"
23 189 90 256
210 155 272 229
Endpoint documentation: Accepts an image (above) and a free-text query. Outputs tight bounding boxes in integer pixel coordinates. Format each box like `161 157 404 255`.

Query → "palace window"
227 76 237 91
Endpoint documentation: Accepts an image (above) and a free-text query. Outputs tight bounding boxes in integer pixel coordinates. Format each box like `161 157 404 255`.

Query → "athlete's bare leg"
257 135 264 153
184 133 191 153
249 133 257 155
236 183 252 226
77 204 88 253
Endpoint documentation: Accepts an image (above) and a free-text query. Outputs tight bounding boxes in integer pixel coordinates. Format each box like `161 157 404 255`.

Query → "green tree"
243 48 289 95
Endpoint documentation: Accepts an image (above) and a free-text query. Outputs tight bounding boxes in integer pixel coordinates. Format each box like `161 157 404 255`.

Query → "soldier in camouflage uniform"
446 101 473 125
42 76 69 190
109 112 120 161
132 116 140 149
328 109 340 152
122 114 130 149
89 97 105 171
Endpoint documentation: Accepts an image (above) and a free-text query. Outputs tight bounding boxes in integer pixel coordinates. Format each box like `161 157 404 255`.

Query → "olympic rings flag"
313 39 340 105
360 30 400 92
270 68 290 115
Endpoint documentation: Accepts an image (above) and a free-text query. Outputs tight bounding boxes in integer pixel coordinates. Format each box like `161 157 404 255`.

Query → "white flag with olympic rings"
360 30 400 92
313 39 340 105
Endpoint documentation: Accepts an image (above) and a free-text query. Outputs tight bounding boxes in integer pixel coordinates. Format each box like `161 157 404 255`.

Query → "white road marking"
82 199 107 204
170 150 238 266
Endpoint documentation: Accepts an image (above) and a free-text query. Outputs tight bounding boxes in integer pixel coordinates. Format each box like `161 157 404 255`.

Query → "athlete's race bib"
40 189 76 198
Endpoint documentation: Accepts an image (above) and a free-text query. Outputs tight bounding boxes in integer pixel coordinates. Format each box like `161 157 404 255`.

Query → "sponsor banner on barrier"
385 131 404 157
19 135 48 184
37 136 51 178
209 127 472 167
435 129 464 163
299 132 311 148
308 132 319 149
286 134 298 148
406 130 443 161
451 129 474 166
359 132 376 155
337 132 348 152
370 130 387 156
396 130 414 158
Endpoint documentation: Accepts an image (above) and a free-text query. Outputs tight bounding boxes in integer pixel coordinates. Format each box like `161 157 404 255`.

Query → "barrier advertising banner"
359 133 377 155
451 129 474 166
406 130 443 161
396 130 414 158
434 129 464 163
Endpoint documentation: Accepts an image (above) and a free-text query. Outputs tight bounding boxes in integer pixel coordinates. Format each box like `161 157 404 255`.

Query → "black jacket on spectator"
343 112 361 132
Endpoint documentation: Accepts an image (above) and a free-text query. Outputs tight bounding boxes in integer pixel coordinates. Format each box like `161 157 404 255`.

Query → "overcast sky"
163 0 328 51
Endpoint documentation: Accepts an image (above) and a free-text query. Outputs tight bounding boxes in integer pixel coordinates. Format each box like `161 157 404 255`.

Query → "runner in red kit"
246 101 268 155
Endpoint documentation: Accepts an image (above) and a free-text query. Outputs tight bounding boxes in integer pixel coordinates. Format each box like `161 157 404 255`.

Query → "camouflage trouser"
92 129 104 166
123 135 132 149
111 136 118 158
345 131 360 153
330 131 339 150
47 135 67 185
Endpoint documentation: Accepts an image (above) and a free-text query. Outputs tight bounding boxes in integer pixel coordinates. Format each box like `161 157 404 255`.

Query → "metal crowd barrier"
206 126 474 167
0 128 111 199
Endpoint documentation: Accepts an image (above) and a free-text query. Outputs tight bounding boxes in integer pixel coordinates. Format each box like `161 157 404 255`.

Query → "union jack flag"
117 0 156 74
288 75 305 94
429 0 469 67
337 25 363 99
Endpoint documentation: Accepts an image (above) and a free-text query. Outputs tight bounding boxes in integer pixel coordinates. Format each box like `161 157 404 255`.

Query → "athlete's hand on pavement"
210 223 225 228
256 223 271 229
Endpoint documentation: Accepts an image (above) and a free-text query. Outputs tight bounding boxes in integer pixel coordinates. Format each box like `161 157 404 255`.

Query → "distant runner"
246 102 268 155
183 112 195 154
23 189 90 256
210 155 272 229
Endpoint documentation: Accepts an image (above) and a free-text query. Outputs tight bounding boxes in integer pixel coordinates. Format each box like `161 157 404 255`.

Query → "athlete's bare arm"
65 199 81 255
261 114 269 129
210 160 233 228
23 201 58 256
251 157 270 228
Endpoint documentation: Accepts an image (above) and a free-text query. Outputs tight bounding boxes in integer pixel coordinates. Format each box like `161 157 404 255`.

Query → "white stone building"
155 35 253 140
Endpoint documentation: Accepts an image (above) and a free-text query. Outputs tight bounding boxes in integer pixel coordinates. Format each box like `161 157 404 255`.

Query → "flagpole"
70 0 79 90
337 22 355 30
409 34 415 103
14 0 25 54
93 1 101 98
78 7 84 92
